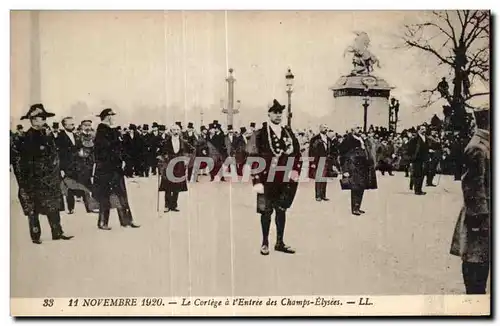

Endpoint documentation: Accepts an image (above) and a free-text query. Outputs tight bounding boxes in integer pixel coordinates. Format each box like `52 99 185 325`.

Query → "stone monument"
329 32 393 132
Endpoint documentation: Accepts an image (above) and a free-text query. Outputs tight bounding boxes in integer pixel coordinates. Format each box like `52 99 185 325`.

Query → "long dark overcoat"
158 136 189 193
338 134 377 191
450 130 490 263
16 128 64 216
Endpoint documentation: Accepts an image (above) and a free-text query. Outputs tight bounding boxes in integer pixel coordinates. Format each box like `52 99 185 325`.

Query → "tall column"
30 10 41 104
226 68 235 126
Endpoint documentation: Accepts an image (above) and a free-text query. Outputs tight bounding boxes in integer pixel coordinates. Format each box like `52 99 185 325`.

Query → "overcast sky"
11 10 489 130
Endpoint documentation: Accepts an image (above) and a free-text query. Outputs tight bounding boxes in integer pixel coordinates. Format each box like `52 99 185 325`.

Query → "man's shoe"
352 210 361 216
32 239 42 244
98 226 112 230
170 208 180 212
68 210 74 215
53 234 74 240
322 197 330 201
359 209 366 214
316 198 322 202
426 184 437 187
260 245 270 256
274 243 295 254
415 191 427 195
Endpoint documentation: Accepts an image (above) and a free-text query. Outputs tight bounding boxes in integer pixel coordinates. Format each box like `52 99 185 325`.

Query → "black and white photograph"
9 9 491 316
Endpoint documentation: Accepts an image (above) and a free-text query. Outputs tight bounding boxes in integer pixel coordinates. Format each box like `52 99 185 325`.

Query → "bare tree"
401 10 490 130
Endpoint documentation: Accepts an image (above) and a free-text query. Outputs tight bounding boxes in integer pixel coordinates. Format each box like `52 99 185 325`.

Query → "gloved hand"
253 183 264 194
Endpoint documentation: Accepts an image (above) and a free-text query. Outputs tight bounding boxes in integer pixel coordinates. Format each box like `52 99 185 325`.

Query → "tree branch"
464 92 490 101
444 11 458 48
404 39 455 66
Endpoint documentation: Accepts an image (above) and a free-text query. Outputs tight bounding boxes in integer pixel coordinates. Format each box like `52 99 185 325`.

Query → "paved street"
11 172 467 298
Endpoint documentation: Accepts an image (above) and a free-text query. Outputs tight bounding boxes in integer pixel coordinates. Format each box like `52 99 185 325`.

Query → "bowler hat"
81 119 92 125
159 125 166 131
227 124 233 131
200 125 207 131
96 108 116 119
187 122 194 129
21 103 55 120
240 127 247 133
129 124 137 130
152 122 159 128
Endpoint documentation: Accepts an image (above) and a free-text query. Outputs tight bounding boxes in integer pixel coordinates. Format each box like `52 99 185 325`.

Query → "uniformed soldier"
93 109 140 230
15 104 74 244
450 104 490 294
248 99 302 255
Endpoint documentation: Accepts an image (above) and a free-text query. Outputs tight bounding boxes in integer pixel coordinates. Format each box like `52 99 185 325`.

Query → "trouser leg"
116 194 133 226
320 182 327 198
46 211 63 238
170 191 179 209
28 213 41 241
66 189 75 211
315 182 321 199
98 199 111 227
275 208 286 244
260 211 272 246
462 262 490 294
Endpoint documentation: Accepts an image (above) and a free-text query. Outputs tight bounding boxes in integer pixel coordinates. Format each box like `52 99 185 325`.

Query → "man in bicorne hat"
15 104 74 244
93 109 140 230
248 99 302 255
450 104 490 294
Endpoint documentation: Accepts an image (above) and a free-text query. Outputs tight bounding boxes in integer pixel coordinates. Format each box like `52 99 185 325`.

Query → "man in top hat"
407 124 430 195
225 124 247 176
93 108 140 230
175 121 183 130
122 123 142 178
426 128 442 187
148 122 162 176
140 124 153 177
52 122 60 140
207 121 227 181
450 104 490 294
182 122 198 181
15 104 74 244
248 99 302 255
308 124 332 201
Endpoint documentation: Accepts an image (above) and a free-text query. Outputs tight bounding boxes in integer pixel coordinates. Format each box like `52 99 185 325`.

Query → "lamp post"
362 86 370 133
285 68 295 128
222 68 239 127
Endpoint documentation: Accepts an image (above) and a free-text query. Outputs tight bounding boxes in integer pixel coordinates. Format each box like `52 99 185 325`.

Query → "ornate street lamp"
285 68 295 128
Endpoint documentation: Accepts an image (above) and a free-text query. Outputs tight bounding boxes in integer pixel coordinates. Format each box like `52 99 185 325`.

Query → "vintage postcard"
10 10 490 316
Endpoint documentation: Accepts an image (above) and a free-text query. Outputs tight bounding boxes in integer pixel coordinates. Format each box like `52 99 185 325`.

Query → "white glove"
343 172 350 177
60 170 65 178
253 183 264 194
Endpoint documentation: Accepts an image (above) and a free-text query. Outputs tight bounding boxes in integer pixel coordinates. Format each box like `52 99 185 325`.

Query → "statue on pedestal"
343 31 381 75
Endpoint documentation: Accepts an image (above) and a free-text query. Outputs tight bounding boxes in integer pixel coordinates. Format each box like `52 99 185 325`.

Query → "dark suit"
249 122 302 246
207 132 227 180
407 134 430 194
158 136 190 210
122 131 143 177
225 134 247 176
93 123 134 228
308 133 331 200
182 131 198 181
56 130 82 212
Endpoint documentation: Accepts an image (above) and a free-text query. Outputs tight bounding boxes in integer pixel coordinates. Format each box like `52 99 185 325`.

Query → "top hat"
250 122 256 128
52 122 60 129
213 120 219 125
227 125 233 131
96 108 116 119
129 124 137 130
209 123 216 129
200 125 207 131
175 121 182 129
21 103 56 120
143 124 149 131
240 126 247 133
268 99 285 113
152 122 159 128
187 122 194 129
16 124 23 130
159 125 166 131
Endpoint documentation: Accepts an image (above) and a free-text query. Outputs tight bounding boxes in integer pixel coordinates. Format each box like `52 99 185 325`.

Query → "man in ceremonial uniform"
93 109 140 230
450 104 490 294
308 124 332 201
248 99 302 255
15 104 73 244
